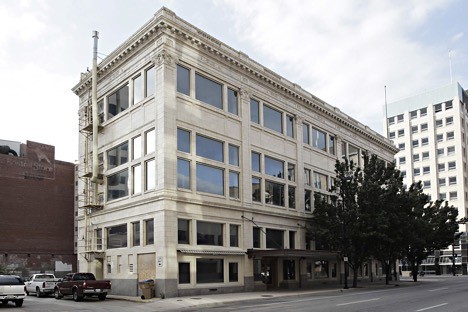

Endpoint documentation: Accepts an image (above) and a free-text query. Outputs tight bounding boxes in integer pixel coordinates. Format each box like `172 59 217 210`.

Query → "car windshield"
0 276 24 285
36 274 54 280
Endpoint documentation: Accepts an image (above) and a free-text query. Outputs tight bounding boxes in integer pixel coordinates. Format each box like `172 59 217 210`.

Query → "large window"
266 229 284 248
108 142 129 169
197 221 223 246
177 159 190 189
177 128 191 153
196 259 224 283
263 105 283 133
265 181 284 206
107 224 127 249
196 74 222 109
108 85 129 119
178 219 190 244
312 128 326 151
250 99 260 123
177 65 190 96
265 156 284 178
196 163 224 195
145 219 154 245
107 170 129 200
227 88 238 115
196 135 223 162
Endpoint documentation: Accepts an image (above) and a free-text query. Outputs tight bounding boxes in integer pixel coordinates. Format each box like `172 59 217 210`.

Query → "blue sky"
1 0 467 162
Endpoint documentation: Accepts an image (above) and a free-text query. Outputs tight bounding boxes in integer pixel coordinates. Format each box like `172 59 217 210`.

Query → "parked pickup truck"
0 275 26 307
54 272 111 301
25 273 60 297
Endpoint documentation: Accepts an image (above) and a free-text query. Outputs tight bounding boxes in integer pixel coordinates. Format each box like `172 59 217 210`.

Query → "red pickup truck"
54 273 111 302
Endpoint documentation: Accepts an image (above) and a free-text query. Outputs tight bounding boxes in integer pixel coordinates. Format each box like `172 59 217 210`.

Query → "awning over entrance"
178 249 246 256
247 249 339 259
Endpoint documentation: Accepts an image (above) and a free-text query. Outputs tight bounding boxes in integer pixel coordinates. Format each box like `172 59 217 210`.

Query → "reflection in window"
108 85 129 119
228 88 238 115
177 128 191 153
107 224 127 249
250 99 259 123
328 135 335 155
304 169 311 186
303 123 310 144
145 66 155 97
252 177 261 202
196 163 224 195
251 152 261 172
348 144 359 165
314 260 329 278
229 145 239 166
266 228 284 248
98 99 104 123
229 171 239 199
132 165 141 194
314 172 328 191
107 170 129 200
265 180 284 206
286 115 294 138
178 219 190 244
196 259 223 283
145 159 155 190
196 135 223 162
196 73 222 109
288 163 295 181
177 65 190 96
265 156 284 178
305 189 312 211
263 105 283 133
108 142 128 169
197 221 223 246
177 159 190 189
312 128 326 151
288 186 295 209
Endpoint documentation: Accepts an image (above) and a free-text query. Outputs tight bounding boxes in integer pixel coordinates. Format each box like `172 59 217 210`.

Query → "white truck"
0 275 25 307
24 273 59 297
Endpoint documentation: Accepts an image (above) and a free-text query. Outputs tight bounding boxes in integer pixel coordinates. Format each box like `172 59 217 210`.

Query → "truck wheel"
36 287 42 297
15 299 23 307
73 289 83 302
54 288 63 300
98 293 107 301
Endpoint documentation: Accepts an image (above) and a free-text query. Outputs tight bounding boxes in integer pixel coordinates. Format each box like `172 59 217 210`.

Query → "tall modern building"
385 82 468 274
72 7 397 297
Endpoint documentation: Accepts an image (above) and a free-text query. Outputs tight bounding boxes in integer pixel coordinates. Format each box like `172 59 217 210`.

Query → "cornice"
72 7 397 154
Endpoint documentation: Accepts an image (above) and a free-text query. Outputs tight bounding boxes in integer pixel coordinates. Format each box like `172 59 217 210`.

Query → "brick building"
0 139 76 277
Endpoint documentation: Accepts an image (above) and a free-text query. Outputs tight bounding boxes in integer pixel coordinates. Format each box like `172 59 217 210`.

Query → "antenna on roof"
449 50 453 84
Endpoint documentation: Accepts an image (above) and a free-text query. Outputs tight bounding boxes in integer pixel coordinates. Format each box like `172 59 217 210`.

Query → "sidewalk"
107 278 418 311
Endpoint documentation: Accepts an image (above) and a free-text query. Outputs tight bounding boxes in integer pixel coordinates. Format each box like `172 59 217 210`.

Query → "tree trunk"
353 269 358 288
411 260 418 282
385 262 391 285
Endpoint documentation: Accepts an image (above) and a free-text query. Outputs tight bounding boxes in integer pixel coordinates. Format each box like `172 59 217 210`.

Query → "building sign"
0 141 55 180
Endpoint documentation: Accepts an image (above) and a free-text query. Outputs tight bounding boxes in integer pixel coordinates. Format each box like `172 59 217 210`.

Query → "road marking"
415 303 448 311
428 287 448 292
336 298 381 306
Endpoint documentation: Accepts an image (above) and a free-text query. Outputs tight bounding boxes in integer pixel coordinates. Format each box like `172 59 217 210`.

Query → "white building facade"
73 8 397 297
385 82 468 274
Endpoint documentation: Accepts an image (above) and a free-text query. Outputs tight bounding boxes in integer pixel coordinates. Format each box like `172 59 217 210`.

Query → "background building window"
145 129 155 154
145 219 154 245
133 74 143 104
132 165 141 194
250 99 260 123
251 152 261 172
132 222 140 247
303 123 310 145
229 171 239 199
263 105 283 134
196 163 224 195
253 227 261 248
145 159 155 190
107 170 129 200
177 128 191 153
227 88 238 115
286 115 294 138
196 259 224 283
177 65 190 96
108 84 129 119
265 180 284 206
195 73 222 109
288 186 296 209
230 224 239 247
145 67 155 97
252 177 261 202
197 221 223 246
265 156 284 178
312 128 326 151
266 228 284 248
132 135 142 160
178 263 190 284
229 145 239 166
283 260 295 280
196 135 223 162
178 219 190 244
108 142 129 169
305 189 312 211
229 263 238 282
107 224 127 249
328 135 335 155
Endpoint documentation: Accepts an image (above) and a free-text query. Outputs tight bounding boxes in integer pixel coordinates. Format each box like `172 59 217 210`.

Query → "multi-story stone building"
72 7 397 297
385 82 468 274
0 139 76 277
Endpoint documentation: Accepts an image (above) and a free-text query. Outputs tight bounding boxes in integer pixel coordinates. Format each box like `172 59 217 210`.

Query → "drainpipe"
91 30 101 184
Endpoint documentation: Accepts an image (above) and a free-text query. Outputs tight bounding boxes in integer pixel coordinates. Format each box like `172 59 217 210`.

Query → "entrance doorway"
262 258 277 289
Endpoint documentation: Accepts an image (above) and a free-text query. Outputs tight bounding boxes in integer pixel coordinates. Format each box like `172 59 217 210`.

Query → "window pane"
328 135 335 155
283 260 295 280
197 221 223 246
146 66 155 97
196 259 223 283
107 224 127 249
108 142 129 169
230 224 239 247
133 165 141 194
251 152 260 172
132 222 140 246
196 163 224 195
252 177 261 202
108 85 129 119
177 128 191 153
305 189 312 211
253 227 261 248
263 105 283 133
177 65 190 96
145 219 154 245
229 145 239 166
348 144 359 164
195 73 222 109
146 129 155 154
265 180 284 206
314 172 328 191
133 75 143 104
228 88 238 115
286 115 294 138
229 171 239 199
196 135 223 162
250 99 259 123
229 263 238 282
132 136 141 160
266 228 284 248
314 260 329 278
145 159 155 190
288 163 295 181
98 99 104 123
289 231 295 249
303 123 310 144
312 128 326 151
288 186 296 209
177 159 190 189
265 156 284 178
107 170 129 200
179 263 190 284
178 219 190 244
